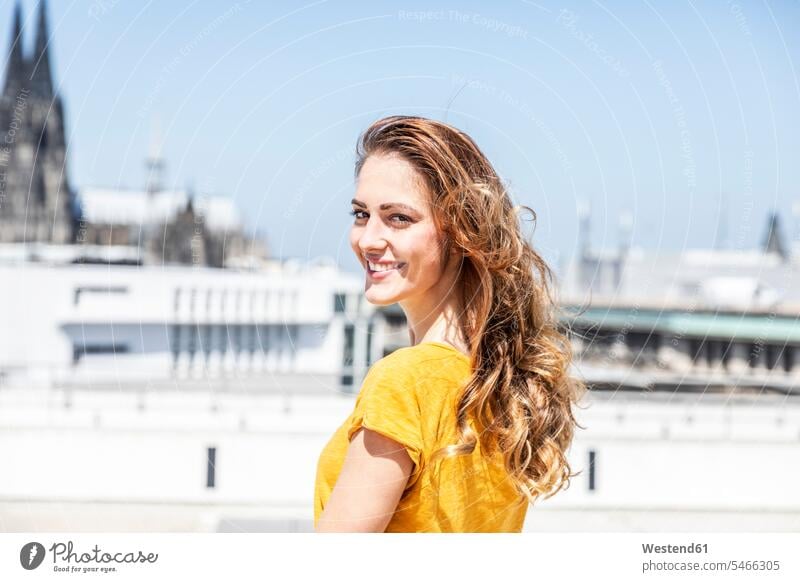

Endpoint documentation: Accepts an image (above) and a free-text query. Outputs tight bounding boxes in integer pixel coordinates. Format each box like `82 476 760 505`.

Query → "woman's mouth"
367 261 405 280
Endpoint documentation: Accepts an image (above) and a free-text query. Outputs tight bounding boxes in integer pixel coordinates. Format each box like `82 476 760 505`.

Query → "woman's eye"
348 210 411 224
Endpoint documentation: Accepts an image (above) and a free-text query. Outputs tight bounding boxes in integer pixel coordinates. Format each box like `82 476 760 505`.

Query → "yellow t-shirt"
314 341 529 532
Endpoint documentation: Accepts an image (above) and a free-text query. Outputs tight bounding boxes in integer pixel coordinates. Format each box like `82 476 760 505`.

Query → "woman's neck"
403 295 468 353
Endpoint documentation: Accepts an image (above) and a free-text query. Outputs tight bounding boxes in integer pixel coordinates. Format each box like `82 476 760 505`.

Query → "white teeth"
368 261 403 272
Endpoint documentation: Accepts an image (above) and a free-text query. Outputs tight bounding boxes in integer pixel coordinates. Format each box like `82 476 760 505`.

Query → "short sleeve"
346 355 424 487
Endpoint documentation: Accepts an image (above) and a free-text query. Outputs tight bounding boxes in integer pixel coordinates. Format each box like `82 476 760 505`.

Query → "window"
187 324 198 360
73 285 128 306
257 325 269 354
588 449 597 492
783 346 795 372
221 324 231 356
203 325 212 360
340 374 354 391
334 293 347 313
689 338 702 363
748 343 761 368
366 321 374 367
206 447 217 488
766 344 779 370
233 325 243 357
170 325 181 364
343 324 354 367
705 340 716 367
248 325 257 357
72 343 129 363
721 340 734 370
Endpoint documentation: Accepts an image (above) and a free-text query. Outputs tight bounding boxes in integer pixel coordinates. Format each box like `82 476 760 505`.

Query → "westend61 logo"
20 540 158 574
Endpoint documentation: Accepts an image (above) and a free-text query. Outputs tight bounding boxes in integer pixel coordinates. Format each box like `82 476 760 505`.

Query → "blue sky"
4 0 799 276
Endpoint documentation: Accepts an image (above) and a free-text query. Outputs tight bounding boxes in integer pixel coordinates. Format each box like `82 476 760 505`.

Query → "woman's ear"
450 239 466 259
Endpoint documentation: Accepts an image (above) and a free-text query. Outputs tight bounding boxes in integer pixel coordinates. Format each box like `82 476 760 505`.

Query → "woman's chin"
363 295 395 306
364 288 402 306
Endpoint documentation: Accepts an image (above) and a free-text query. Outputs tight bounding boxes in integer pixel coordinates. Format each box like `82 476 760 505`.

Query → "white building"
78 187 242 237
559 210 800 388
0 249 381 394
1 384 797 533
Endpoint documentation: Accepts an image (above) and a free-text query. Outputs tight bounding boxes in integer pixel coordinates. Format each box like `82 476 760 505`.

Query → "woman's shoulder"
365 343 471 391
383 341 469 361
376 342 471 371
356 343 472 427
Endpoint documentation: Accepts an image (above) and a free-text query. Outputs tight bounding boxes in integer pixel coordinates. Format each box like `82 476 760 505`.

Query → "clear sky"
4 0 799 276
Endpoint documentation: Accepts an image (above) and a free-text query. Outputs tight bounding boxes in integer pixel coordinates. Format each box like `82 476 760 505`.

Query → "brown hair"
355 115 587 505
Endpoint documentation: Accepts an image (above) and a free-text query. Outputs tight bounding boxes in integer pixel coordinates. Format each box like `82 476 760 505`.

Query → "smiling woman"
314 115 586 533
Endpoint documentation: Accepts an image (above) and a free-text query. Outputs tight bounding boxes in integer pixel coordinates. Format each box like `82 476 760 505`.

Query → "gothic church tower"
0 0 75 243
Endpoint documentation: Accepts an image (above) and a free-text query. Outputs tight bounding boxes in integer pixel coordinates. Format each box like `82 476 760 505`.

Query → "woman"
314 115 586 533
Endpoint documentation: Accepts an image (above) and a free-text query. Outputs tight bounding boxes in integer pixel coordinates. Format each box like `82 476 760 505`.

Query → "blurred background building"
0 1 74 244
0 0 263 268
561 205 800 394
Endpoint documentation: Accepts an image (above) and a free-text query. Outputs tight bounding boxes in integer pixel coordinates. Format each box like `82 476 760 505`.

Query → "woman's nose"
357 217 388 252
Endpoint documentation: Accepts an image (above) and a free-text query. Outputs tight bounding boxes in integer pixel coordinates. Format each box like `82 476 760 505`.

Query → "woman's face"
350 153 456 307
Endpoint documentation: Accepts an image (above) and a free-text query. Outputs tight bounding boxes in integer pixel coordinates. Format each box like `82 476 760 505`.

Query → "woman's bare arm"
316 427 414 532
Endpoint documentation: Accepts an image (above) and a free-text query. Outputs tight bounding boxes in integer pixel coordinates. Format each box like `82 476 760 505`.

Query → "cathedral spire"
762 211 788 262
30 0 54 98
3 1 25 97
0 0 74 245
145 115 165 194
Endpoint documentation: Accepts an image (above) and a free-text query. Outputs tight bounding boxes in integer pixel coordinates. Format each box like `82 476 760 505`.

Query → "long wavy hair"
354 115 587 505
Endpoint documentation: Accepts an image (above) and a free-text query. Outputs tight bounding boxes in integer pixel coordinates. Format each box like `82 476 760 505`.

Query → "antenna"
618 210 633 254
614 209 633 292
714 191 729 250
145 115 165 195
577 198 591 259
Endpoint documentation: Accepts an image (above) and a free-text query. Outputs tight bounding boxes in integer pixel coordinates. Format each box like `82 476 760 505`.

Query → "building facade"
560 209 800 393
0 0 76 244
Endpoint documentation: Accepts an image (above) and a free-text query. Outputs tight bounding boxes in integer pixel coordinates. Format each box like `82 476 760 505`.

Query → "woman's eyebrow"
350 199 420 214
